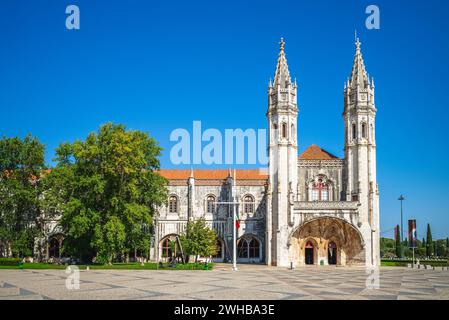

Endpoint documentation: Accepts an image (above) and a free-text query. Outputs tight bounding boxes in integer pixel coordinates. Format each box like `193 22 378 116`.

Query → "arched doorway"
160 234 181 262
305 241 314 265
328 241 337 265
290 217 365 266
48 236 64 259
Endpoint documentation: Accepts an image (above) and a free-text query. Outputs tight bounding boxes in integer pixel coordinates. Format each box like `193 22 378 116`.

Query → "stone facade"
155 38 380 267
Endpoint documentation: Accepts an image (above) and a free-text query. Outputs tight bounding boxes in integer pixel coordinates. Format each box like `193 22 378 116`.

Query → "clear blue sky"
1 0 448 239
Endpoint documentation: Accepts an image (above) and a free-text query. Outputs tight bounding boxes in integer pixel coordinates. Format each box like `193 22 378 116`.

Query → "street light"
398 195 405 243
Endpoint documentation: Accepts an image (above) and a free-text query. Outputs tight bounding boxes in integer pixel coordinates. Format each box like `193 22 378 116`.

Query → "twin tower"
266 38 380 267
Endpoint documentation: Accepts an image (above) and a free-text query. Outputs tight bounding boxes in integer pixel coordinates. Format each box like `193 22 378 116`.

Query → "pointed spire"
273 37 292 88
349 37 369 89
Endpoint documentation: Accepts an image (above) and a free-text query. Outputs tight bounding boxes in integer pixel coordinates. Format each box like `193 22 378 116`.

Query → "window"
248 239 260 258
237 239 248 258
311 178 329 201
161 237 172 258
243 195 255 214
361 123 366 138
169 195 178 213
238 236 260 259
281 122 287 139
206 195 216 213
352 123 357 140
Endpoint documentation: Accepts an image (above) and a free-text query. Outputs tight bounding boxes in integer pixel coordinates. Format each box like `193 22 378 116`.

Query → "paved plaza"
1 264 449 300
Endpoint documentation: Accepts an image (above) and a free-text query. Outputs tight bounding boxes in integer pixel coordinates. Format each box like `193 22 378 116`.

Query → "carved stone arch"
290 216 365 266
289 216 365 248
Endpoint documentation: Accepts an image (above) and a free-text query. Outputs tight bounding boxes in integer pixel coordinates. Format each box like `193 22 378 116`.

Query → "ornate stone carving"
294 201 359 210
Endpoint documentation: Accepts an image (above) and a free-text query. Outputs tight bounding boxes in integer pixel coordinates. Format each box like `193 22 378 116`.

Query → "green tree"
446 237 449 257
435 239 446 257
395 225 402 258
0 135 46 258
180 217 218 263
426 224 433 257
45 123 167 264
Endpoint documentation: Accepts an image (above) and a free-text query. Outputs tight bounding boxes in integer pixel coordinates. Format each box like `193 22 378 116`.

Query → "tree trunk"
7 241 12 258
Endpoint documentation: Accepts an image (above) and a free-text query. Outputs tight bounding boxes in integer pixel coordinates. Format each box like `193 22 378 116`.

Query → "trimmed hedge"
0 258 22 266
0 262 214 270
381 258 449 267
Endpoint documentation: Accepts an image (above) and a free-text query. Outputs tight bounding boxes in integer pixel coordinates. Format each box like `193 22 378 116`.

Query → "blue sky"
1 0 448 239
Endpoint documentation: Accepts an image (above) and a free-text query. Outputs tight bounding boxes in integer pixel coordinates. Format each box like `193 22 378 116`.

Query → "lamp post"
398 195 405 242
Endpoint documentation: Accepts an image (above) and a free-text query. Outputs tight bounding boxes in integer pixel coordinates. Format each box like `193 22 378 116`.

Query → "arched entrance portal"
328 241 337 265
47 235 64 259
290 217 365 266
305 241 314 265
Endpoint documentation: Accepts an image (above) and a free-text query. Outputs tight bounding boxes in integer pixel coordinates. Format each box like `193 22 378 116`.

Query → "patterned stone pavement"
1 265 449 300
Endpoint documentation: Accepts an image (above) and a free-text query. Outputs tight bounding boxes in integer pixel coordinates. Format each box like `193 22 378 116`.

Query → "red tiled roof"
157 169 268 180
299 144 340 160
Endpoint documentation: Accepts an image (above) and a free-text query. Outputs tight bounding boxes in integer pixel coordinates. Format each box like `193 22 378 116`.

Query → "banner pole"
233 202 237 271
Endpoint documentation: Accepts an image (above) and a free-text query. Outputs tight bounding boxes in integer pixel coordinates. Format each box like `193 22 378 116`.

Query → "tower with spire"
267 38 299 266
343 38 380 266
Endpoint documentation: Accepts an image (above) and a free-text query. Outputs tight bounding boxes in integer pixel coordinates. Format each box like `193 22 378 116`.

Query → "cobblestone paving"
1 265 449 300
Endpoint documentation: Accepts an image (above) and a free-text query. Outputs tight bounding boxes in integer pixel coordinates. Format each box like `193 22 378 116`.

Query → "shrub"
0 258 22 266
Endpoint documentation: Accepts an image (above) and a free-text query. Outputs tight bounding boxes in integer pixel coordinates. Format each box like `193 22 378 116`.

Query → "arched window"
206 195 216 214
281 122 287 139
248 239 260 258
161 237 172 258
243 195 254 214
238 236 260 259
169 195 178 213
237 239 248 258
362 123 367 139
352 123 357 140
311 178 329 201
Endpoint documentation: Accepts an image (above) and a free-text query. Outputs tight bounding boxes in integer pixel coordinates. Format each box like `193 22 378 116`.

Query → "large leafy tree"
180 217 218 263
45 123 167 264
0 135 46 258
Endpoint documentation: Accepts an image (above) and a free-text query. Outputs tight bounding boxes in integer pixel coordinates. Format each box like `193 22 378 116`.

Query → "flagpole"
233 201 238 271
